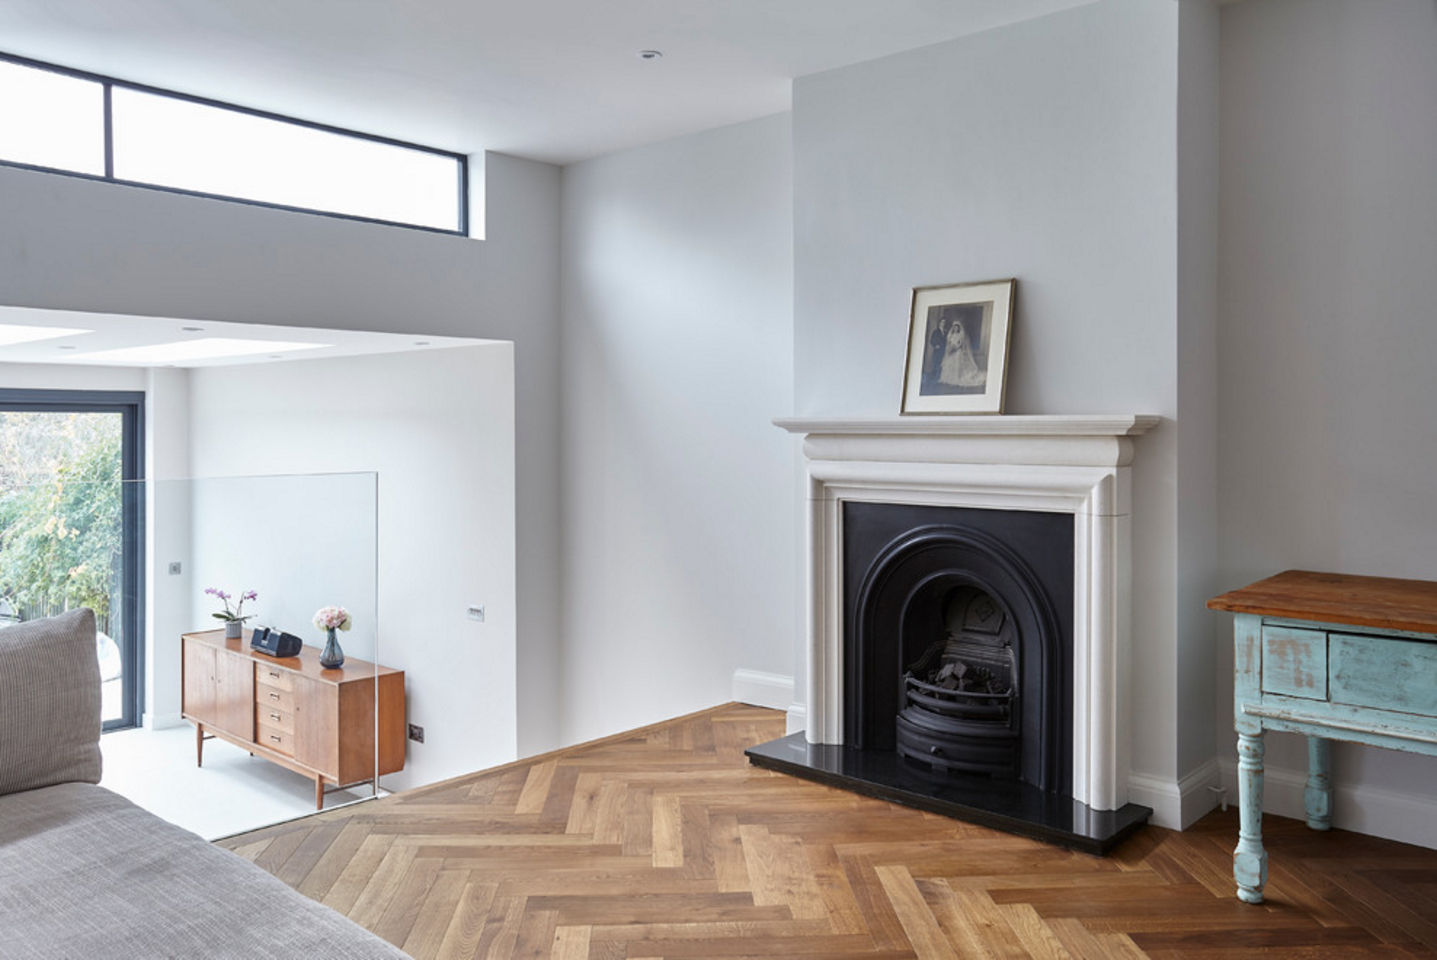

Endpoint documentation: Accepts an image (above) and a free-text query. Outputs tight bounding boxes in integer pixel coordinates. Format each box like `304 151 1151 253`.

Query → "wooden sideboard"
181 629 405 808
1209 570 1437 904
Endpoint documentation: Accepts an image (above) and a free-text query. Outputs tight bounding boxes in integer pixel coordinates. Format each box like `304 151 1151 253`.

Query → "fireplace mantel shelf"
774 414 1160 438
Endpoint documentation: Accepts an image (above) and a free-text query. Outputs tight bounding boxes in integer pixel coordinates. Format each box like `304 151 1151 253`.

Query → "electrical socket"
466 604 485 623
407 723 425 744
168 561 182 575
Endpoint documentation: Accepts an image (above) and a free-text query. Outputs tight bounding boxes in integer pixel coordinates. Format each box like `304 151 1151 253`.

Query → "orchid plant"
206 587 257 624
313 605 352 633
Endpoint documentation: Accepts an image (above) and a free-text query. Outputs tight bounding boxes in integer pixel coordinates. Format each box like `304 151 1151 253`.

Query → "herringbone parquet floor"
220 704 1437 959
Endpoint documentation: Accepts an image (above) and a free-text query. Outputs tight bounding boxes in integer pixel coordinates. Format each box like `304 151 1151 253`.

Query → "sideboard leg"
315 777 325 810
1234 732 1268 904
195 724 204 768
1305 736 1332 831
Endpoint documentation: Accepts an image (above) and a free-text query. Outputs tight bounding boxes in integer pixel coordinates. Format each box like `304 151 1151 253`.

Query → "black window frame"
0 389 146 732
0 50 469 237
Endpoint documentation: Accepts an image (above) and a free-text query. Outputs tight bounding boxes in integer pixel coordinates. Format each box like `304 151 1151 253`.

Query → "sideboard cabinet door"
212 648 256 740
182 638 217 727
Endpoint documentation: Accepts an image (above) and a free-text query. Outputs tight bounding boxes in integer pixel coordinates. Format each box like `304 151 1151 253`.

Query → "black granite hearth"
745 733 1151 855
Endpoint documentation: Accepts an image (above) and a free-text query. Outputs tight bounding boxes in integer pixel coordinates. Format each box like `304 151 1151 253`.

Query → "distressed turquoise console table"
1209 570 1437 903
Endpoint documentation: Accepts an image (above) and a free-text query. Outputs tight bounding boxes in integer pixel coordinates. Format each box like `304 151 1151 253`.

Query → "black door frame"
0 389 145 731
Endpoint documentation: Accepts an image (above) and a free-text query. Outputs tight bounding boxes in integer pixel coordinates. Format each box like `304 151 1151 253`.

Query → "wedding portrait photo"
901 278 1015 414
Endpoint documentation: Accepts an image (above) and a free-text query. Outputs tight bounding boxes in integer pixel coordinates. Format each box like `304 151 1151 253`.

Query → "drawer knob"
269 734 281 743
269 712 281 722
269 692 280 701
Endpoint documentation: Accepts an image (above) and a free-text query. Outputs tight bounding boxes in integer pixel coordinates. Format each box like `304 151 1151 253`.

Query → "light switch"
466 604 485 623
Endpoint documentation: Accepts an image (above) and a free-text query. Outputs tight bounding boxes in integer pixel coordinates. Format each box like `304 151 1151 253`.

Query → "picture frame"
900 278 1015 415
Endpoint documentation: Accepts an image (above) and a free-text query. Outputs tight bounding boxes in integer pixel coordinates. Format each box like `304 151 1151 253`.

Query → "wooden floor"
220 704 1437 959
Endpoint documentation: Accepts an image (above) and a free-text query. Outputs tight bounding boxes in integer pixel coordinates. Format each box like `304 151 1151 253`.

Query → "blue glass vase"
319 627 345 669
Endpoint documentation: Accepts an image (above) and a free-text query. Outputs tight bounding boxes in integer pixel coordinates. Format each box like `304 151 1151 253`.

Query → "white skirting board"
1127 758 1222 830
1217 758 1437 850
142 711 186 731
731 669 794 712
785 703 806 736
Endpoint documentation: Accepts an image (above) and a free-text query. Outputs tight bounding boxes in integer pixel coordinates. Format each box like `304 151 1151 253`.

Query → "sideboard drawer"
1329 633 1437 716
257 704 294 733
255 664 293 691
256 723 295 757
1262 626 1327 700
256 682 296 713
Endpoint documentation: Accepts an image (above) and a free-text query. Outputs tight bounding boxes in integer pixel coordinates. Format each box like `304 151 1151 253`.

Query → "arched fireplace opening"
845 504 1072 796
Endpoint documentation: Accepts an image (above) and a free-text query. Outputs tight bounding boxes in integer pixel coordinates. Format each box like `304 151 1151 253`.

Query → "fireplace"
845 502 1072 792
745 415 1157 854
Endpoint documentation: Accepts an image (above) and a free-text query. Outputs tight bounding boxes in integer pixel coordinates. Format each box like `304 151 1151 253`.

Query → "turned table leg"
1234 731 1269 903
1305 735 1332 830
195 723 205 768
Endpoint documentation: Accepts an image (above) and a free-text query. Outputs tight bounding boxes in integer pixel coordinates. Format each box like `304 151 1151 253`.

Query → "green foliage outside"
0 412 122 632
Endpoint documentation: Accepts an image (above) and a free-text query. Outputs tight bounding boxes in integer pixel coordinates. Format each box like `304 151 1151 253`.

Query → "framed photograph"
900 278 1015 415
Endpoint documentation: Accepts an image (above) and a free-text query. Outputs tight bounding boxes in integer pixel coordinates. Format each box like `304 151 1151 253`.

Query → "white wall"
144 367 191 729
0 151 564 757
186 346 516 790
0 362 146 392
1218 0 1437 847
791 0 1220 824
559 114 797 743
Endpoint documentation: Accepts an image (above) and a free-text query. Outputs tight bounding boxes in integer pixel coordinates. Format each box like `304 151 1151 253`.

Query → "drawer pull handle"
269 712 281 722
268 692 280 701
267 671 280 679
269 734 281 743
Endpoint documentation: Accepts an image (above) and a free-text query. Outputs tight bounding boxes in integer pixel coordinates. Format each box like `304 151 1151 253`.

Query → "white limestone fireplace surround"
776 415 1158 813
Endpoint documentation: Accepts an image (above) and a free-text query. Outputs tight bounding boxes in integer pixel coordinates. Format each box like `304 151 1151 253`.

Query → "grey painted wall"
791 0 1206 806
0 152 564 758
1218 0 1437 840
1176 0 1222 785
558 113 796 743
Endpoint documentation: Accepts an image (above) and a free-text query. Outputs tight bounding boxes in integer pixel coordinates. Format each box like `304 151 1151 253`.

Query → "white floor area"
100 724 372 841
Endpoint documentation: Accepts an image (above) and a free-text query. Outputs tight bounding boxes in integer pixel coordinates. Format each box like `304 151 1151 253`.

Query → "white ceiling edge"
0 305 499 369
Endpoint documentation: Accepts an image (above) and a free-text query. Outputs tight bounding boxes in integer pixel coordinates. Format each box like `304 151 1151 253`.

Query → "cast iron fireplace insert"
746 502 1150 854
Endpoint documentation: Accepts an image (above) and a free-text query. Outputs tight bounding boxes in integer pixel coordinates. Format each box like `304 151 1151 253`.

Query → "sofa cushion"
0 782 410 959
0 608 102 796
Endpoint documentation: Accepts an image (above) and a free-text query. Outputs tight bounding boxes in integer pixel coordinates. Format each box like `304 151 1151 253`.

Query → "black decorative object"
250 626 302 658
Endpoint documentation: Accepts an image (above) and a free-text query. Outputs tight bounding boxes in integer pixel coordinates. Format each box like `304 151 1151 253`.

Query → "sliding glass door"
0 390 143 729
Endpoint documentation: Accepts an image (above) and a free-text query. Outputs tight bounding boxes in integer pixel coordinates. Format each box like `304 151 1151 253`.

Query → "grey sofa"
0 609 410 960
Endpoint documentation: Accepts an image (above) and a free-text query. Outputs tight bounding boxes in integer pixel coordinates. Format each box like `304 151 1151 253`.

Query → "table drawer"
1329 633 1437 716
256 682 296 713
1262 626 1327 700
257 703 294 733
256 723 295 757
254 664 294 692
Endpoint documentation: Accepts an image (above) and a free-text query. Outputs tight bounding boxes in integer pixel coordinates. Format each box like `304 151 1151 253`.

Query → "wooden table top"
182 628 401 682
1208 569 1437 636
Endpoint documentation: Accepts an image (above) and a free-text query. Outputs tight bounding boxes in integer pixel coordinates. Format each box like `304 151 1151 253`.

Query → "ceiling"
0 307 489 368
0 0 1095 165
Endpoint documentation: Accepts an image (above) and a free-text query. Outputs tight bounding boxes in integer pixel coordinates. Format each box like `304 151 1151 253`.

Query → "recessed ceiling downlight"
637 49 663 61
0 324 92 347
75 338 329 365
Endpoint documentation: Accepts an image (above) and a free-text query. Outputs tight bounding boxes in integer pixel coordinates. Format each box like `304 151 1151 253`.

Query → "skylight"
76 338 330 366
0 323 94 347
